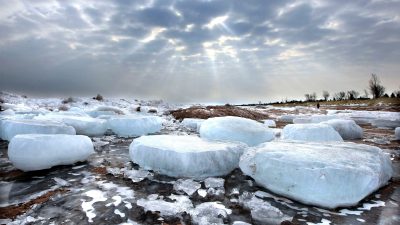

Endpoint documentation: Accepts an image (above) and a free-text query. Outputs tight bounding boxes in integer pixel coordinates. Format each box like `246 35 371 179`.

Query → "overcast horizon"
0 0 399 104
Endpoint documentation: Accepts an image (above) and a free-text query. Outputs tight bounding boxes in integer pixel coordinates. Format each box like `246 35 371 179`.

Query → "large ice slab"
8 134 94 171
239 141 393 208
371 119 400 129
282 124 343 142
108 115 163 137
129 135 245 179
395 127 400 140
263 119 276 128
35 114 107 136
199 116 274 146
0 119 76 141
181 118 204 131
321 119 363 140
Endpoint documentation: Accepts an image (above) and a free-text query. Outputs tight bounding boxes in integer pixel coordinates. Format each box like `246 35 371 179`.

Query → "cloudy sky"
0 0 399 103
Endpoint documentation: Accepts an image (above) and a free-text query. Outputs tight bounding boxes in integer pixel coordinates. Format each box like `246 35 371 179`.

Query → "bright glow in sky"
0 0 399 103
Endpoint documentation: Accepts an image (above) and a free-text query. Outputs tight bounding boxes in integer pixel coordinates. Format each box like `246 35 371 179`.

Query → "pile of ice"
129 135 245 179
282 124 343 142
277 114 296 123
239 192 292 224
190 202 232 225
371 119 400 129
87 106 124 118
34 114 107 136
181 118 204 131
0 119 75 141
137 194 193 216
108 115 163 137
8 134 94 171
321 119 363 140
239 141 393 208
395 127 400 140
263 119 276 128
199 116 274 146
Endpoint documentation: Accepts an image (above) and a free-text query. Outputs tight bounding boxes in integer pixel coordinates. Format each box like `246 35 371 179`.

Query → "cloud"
0 0 399 103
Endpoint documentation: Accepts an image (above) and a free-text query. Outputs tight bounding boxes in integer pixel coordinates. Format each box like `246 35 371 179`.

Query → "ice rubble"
199 116 274 146
8 134 94 171
0 119 76 141
282 124 343 142
129 135 245 178
34 114 107 136
239 141 393 208
321 119 363 140
173 179 201 195
136 194 193 216
108 115 163 137
263 119 276 127
396 127 400 140
190 202 232 225
239 192 292 224
181 118 204 131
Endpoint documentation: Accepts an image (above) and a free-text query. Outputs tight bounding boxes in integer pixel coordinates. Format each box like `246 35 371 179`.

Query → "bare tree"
333 91 346 100
368 74 385 98
322 91 329 101
363 89 369 98
347 90 359 100
305 92 317 102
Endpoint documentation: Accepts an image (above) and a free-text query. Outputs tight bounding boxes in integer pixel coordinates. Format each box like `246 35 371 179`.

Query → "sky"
0 0 399 104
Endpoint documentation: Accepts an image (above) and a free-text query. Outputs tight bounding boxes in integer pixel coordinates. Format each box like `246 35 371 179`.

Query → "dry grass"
170 105 269 121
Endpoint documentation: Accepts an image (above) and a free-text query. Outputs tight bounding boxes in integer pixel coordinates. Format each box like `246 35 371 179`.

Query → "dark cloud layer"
0 0 399 103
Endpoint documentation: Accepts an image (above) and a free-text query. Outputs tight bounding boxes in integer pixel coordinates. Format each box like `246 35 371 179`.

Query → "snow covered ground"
0 92 399 225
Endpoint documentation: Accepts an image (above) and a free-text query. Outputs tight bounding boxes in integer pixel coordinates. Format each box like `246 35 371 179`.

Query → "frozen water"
277 114 296 123
239 192 292 224
8 134 94 171
106 167 152 182
240 141 393 208
321 119 363 140
129 135 245 179
199 116 275 146
293 116 312 124
108 115 163 137
81 189 107 223
395 127 400 140
263 119 276 127
282 124 343 142
204 177 224 188
371 119 400 128
136 194 193 216
190 202 232 225
173 179 201 195
35 114 107 136
181 118 204 131
310 115 341 123
0 119 76 141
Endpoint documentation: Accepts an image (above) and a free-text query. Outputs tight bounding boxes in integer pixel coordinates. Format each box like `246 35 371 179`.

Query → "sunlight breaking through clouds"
0 0 399 103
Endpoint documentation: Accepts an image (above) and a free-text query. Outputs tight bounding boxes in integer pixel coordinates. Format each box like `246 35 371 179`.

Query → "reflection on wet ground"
0 130 399 225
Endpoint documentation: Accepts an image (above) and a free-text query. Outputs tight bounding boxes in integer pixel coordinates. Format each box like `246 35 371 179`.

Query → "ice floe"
239 141 393 208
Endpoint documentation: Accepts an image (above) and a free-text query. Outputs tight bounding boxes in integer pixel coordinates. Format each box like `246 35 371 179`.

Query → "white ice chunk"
239 141 393 208
263 119 276 127
8 134 94 171
190 202 232 225
371 119 400 128
181 118 205 131
310 115 341 123
395 127 400 140
173 179 201 195
321 119 363 140
277 115 296 123
35 114 107 136
129 135 245 179
137 194 193 216
239 192 292 224
204 177 225 189
282 124 343 142
108 116 163 137
1 119 75 141
199 116 274 146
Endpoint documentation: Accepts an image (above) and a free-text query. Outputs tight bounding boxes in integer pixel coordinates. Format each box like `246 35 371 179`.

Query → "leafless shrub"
369 74 385 98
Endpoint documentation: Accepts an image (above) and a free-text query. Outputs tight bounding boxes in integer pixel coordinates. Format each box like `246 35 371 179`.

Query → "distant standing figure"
316 103 320 109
